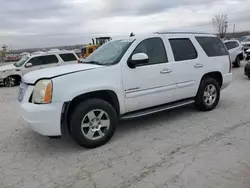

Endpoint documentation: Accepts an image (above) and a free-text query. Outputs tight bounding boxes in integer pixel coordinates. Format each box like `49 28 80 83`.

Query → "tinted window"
27 57 44 66
59 53 77 62
132 37 168 65
225 41 238 50
44 55 59 64
196 37 228 57
169 38 197 61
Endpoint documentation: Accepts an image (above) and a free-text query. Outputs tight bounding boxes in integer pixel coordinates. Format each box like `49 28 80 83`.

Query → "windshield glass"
84 39 134 65
14 55 29 67
242 37 250 42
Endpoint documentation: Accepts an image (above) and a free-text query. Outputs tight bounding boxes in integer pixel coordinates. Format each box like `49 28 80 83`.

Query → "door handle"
160 69 172 74
194 64 203 68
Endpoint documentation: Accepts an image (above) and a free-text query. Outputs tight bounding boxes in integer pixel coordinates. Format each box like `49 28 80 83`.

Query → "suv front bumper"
20 102 63 136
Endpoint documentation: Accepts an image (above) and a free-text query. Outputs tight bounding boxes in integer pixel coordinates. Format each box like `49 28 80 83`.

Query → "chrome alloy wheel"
81 109 110 140
203 84 217 106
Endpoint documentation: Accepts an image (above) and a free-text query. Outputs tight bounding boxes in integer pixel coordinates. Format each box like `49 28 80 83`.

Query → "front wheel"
4 76 16 87
195 77 220 111
70 99 118 148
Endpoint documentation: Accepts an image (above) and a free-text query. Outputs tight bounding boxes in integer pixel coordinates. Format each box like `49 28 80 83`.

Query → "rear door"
59 53 78 65
42 55 59 69
166 37 202 101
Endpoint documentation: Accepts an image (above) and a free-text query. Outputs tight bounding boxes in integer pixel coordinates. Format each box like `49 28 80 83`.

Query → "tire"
194 77 220 111
70 98 118 148
4 76 16 87
233 56 240 68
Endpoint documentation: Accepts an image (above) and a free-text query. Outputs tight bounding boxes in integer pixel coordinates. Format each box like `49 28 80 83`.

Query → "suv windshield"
14 55 29 67
84 39 134 65
242 37 250 42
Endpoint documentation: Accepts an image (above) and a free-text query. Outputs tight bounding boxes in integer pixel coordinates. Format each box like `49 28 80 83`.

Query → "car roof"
30 50 76 58
113 32 216 42
224 39 240 43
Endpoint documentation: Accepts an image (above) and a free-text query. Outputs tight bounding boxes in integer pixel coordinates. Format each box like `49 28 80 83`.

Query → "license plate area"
18 82 28 102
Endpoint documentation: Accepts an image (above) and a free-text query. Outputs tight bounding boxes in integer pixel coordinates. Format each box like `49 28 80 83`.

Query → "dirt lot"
1 61 250 188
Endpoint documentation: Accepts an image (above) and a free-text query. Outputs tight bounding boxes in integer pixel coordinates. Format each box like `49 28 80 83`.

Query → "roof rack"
155 31 212 35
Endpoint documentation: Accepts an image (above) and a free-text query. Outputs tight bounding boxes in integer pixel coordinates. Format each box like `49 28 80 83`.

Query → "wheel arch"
62 90 120 135
200 71 223 87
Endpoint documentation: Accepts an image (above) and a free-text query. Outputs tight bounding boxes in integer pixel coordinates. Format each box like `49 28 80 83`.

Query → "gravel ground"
1 61 250 188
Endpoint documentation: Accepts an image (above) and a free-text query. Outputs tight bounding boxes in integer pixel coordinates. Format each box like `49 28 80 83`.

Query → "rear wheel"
70 99 117 148
233 56 241 68
4 76 16 87
195 77 220 111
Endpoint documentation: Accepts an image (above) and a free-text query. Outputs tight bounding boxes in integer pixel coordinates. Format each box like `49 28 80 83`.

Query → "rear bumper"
221 73 232 90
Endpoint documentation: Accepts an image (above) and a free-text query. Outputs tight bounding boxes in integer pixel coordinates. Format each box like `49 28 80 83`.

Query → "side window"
234 42 239 47
196 37 228 57
169 38 197 61
131 37 168 65
27 56 44 67
88 48 94 54
43 55 59 64
225 42 235 50
59 53 77 62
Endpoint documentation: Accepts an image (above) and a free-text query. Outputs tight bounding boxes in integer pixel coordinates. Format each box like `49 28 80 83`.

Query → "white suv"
0 51 78 87
19 33 232 148
224 40 244 67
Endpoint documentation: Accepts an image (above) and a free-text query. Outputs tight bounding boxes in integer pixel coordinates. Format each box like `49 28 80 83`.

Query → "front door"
122 37 176 113
22 56 44 75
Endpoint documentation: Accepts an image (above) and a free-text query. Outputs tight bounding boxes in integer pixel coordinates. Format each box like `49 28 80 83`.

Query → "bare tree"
212 14 228 38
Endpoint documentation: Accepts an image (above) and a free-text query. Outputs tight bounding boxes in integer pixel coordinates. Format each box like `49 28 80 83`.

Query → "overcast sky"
0 0 249 49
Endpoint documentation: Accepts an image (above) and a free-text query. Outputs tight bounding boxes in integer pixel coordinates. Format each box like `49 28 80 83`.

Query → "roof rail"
154 31 212 35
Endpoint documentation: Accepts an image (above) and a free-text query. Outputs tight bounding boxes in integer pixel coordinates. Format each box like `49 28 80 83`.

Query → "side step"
121 99 195 120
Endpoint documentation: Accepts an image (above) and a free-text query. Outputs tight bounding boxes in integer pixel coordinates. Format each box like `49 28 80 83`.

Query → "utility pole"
224 21 228 38
232 24 235 37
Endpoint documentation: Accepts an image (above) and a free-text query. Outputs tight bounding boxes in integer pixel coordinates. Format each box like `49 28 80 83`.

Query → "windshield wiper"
83 61 103 65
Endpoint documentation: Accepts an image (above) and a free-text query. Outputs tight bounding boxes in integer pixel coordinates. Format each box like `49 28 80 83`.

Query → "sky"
0 0 249 49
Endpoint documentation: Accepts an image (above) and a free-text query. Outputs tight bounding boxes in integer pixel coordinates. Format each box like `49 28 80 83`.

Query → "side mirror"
128 53 149 68
25 63 33 68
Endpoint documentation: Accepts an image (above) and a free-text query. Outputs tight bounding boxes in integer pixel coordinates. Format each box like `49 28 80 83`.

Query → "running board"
121 99 195 120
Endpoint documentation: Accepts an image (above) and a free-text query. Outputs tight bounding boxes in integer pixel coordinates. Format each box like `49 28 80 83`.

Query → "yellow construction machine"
80 37 112 59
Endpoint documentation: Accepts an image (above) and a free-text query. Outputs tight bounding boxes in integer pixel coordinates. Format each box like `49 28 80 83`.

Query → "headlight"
32 80 53 104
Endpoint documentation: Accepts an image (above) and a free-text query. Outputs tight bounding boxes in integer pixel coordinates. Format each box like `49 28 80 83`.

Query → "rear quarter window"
225 42 236 50
59 53 77 62
196 36 228 57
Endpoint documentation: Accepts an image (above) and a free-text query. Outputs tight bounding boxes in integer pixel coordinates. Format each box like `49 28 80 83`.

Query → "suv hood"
23 64 103 84
0 64 16 72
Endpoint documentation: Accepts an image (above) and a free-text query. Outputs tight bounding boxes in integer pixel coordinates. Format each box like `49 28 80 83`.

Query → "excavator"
80 37 112 59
